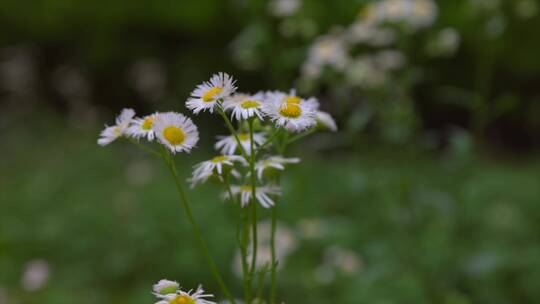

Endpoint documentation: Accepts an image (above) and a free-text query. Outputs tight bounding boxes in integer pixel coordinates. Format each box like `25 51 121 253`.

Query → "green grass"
1 116 539 304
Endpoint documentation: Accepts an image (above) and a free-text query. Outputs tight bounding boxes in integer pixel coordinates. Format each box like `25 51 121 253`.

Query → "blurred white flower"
346 22 396 46
297 218 328 240
154 112 200 154
304 33 349 73
224 185 281 208
345 56 387 88
374 49 406 71
153 279 180 295
360 0 437 30
316 111 338 132
427 28 461 57
215 132 266 156
314 246 363 285
155 285 216 304
97 108 135 146
21 259 50 292
233 221 298 276
190 155 245 187
268 0 302 17
255 156 301 180
186 72 237 114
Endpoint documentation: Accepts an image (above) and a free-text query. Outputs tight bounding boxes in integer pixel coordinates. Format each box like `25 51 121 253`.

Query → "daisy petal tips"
97 108 135 146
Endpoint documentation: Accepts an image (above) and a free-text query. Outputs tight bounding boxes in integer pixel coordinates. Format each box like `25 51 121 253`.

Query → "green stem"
270 132 289 304
217 106 249 159
269 206 277 304
223 175 251 302
248 119 259 302
255 128 282 157
287 128 315 145
127 137 162 158
161 148 236 304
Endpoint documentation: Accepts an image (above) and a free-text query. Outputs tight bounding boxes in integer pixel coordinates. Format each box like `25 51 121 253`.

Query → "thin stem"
217 106 249 159
161 148 236 304
270 131 289 304
287 128 315 145
127 137 162 158
270 206 277 304
255 128 282 157
242 205 252 303
223 175 250 302
248 119 259 302
256 264 270 302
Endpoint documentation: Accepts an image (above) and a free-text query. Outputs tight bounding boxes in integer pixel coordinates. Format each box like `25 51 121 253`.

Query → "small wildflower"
186 73 236 114
224 185 281 208
154 112 199 154
214 133 266 156
153 279 180 295
97 108 135 146
155 285 216 304
255 156 301 180
190 155 245 187
127 112 159 141
223 92 265 121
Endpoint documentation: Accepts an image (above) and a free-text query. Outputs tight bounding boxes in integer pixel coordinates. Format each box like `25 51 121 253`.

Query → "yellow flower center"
163 126 186 145
142 116 155 130
279 103 302 118
169 295 195 304
241 100 261 109
211 155 229 163
238 133 250 141
202 87 224 102
285 95 302 104
240 185 252 192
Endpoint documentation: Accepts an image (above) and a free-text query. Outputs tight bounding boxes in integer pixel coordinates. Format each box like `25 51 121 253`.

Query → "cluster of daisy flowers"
98 73 336 207
97 72 336 304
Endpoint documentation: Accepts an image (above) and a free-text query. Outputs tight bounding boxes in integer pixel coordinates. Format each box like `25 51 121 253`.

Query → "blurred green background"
1 0 540 303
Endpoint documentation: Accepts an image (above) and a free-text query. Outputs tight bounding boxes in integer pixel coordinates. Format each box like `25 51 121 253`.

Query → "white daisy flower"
97 108 135 146
127 112 159 141
190 155 246 187
263 91 318 132
214 132 266 156
255 156 300 180
155 285 216 304
223 92 265 121
316 111 338 132
224 185 281 208
154 112 199 154
153 279 180 295
186 72 237 114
